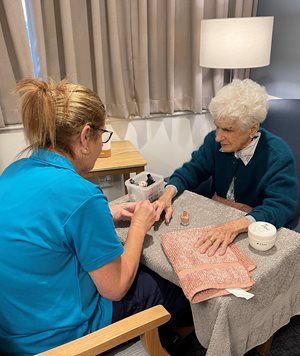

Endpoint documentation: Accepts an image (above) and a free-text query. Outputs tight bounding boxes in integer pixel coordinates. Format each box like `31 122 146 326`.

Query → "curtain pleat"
0 0 34 126
25 0 208 118
1 0 257 125
130 0 150 116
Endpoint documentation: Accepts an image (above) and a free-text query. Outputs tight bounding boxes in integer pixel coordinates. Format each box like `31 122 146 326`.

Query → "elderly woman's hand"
153 186 176 224
194 217 250 256
109 202 138 222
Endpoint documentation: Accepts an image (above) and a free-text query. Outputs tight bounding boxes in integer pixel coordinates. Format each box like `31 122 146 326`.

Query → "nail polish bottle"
146 173 155 186
180 210 189 226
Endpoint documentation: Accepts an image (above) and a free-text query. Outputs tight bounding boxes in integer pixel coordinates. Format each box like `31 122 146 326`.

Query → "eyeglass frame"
99 128 113 143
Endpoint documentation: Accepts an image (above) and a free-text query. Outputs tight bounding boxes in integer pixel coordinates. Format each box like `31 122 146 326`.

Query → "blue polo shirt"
0 149 124 355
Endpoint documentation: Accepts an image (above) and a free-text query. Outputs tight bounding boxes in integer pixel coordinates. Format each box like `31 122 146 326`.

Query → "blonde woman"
155 79 297 256
0 79 192 354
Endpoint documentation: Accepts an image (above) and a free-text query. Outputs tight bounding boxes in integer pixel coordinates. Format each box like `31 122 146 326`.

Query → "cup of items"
248 221 277 251
125 172 165 202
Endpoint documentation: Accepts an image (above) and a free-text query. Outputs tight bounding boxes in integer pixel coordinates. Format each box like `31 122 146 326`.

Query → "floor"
173 315 300 356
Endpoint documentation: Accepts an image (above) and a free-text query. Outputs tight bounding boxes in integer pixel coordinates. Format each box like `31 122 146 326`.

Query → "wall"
0 113 215 201
251 0 300 98
107 113 214 177
0 128 27 173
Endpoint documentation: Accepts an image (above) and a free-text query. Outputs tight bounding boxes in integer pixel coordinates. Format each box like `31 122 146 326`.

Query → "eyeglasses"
99 128 113 143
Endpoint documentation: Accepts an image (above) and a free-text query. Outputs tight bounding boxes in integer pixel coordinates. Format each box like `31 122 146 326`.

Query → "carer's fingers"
123 201 138 212
134 200 153 215
131 200 156 233
121 209 134 220
135 199 156 222
134 200 143 211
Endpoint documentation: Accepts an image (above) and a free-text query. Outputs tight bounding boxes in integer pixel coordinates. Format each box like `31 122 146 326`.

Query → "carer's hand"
194 217 250 256
110 202 138 222
130 200 156 234
153 186 176 224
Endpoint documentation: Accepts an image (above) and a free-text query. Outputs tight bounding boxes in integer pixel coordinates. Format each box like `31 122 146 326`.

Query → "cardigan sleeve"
248 149 297 228
167 131 216 195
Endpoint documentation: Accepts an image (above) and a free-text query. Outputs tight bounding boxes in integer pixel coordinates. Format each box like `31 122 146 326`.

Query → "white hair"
208 79 268 130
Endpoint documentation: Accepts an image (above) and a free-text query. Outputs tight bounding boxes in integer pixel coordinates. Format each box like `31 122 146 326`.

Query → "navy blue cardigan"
168 128 297 228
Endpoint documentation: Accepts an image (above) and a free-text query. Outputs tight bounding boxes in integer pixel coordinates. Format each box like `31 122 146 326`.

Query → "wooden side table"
84 140 147 191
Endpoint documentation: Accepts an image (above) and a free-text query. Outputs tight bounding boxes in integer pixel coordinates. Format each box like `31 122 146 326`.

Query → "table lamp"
199 17 274 81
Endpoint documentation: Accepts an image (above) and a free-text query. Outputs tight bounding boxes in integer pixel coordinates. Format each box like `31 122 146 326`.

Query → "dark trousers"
112 264 193 349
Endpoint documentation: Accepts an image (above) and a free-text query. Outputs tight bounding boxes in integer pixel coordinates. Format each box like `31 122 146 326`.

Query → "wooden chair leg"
255 335 274 356
140 328 169 356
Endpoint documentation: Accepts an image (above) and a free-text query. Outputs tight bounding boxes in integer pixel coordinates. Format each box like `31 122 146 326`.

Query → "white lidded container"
125 172 165 202
248 221 277 251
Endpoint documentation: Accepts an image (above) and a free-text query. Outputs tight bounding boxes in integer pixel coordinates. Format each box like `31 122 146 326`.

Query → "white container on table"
125 172 165 202
248 221 277 251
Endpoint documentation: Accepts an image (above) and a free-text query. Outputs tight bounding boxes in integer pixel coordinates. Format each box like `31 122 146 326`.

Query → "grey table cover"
112 191 300 356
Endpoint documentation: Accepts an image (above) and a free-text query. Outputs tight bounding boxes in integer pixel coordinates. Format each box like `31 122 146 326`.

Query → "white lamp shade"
199 17 274 69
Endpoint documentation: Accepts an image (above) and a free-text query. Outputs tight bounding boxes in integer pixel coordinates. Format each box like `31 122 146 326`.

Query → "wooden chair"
36 305 170 356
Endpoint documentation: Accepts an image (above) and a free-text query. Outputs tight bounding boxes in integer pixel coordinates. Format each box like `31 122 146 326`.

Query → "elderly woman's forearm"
229 217 251 234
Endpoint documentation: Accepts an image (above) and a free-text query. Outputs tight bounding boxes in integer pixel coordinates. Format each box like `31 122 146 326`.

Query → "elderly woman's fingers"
153 198 173 222
207 238 223 257
154 203 165 221
195 219 246 256
217 231 238 255
164 206 173 224
194 230 214 248
199 238 214 254
218 236 231 256
194 237 204 248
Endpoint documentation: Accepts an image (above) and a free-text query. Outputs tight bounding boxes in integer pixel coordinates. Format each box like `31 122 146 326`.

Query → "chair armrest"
36 305 170 356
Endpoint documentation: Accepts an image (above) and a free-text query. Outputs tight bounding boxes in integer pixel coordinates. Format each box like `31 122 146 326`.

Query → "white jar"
248 222 277 251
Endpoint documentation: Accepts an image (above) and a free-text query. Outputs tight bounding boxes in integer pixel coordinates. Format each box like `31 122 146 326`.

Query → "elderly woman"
155 79 297 256
0 79 192 354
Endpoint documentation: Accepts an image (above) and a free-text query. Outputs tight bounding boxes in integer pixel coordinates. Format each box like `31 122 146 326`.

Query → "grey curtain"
0 0 34 127
1 0 258 125
25 0 205 118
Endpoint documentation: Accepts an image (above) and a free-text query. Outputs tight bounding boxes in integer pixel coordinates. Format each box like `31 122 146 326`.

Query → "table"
112 191 300 356
84 141 147 190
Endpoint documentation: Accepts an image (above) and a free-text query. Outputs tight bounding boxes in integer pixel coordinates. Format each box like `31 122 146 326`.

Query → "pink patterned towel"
161 227 256 303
